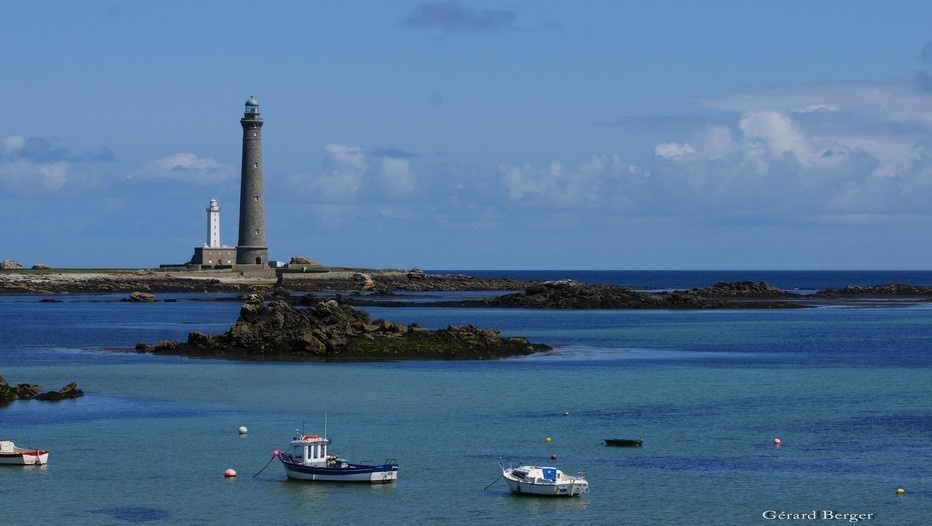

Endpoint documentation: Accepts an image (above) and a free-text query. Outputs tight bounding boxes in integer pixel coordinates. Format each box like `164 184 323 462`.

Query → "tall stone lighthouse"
236 96 269 266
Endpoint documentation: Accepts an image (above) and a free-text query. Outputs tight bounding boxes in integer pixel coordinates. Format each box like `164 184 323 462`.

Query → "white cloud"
654 142 695 158
792 103 839 113
738 110 813 162
487 79 932 224
0 135 72 195
2 135 26 153
129 153 234 184
378 157 417 198
500 154 638 208
308 144 368 202
0 159 70 194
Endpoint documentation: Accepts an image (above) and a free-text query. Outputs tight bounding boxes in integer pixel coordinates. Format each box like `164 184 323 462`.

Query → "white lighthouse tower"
206 199 221 248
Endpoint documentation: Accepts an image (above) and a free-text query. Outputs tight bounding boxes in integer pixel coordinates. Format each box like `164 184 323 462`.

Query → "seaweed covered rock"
813 282 932 297
138 297 550 361
423 280 803 310
0 375 84 403
688 281 799 298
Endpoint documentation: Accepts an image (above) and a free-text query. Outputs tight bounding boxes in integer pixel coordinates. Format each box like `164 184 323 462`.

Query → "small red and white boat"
0 440 49 466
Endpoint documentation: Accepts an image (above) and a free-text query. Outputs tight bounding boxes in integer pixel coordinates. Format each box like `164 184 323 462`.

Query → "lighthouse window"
253 132 257 137
254 196 259 202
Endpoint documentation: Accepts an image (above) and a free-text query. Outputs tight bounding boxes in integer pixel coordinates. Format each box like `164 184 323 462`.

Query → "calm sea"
1 271 929 525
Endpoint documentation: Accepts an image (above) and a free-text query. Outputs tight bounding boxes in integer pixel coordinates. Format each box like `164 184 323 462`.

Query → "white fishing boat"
278 433 398 483
0 441 49 466
500 463 589 497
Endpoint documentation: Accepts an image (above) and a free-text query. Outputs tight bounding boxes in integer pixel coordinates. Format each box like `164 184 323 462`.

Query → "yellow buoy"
545 437 552 443
897 488 905 495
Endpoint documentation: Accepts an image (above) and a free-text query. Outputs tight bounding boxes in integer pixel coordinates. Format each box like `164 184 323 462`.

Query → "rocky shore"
0 268 524 295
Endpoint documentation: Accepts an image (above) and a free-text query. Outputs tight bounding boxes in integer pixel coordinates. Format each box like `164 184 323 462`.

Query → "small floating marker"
897 488 905 495
238 426 248 435
224 468 237 478
551 454 558 460
545 437 552 443
563 411 570 416
773 438 781 446
272 449 280 457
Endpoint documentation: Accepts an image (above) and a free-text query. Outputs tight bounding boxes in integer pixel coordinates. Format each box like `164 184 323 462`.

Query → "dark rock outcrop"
688 281 800 298
0 375 84 403
813 282 932 297
136 295 550 361
358 280 804 310
33 381 84 401
125 291 157 302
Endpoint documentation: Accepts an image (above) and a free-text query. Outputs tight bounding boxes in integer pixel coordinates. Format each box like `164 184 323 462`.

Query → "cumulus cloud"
288 144 420 203
499 154 641 209
654 142 695 158
378 157 417 198
738 110 813 162
0 135 83 196
485 79 932 225
128 153 234 184
0 159 70 195
402 1 517 33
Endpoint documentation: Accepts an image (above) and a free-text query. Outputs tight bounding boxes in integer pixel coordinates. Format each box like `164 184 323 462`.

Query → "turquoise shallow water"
1 287 930 525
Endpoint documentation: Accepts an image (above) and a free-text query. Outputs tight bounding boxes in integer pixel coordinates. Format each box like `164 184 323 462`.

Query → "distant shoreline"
2 268 932 310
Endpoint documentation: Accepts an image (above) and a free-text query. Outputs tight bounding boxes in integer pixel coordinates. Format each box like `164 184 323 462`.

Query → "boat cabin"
289 435 335 466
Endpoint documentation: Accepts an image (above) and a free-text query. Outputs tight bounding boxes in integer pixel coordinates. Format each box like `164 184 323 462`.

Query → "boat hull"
503 476 588 497
501 467 588 497
0 450 49 466
280 457 398 483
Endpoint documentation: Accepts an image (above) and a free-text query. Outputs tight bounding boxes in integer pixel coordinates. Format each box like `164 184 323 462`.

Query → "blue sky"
4 1 932 270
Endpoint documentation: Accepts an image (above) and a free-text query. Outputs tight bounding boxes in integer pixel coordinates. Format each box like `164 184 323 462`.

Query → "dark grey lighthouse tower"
236 96 268 266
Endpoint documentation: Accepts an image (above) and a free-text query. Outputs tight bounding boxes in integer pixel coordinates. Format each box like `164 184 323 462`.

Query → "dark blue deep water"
1 271 930 525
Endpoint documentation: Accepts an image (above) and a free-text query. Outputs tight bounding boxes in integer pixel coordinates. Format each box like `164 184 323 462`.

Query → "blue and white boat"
500 462 589 497
278 433 398 483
